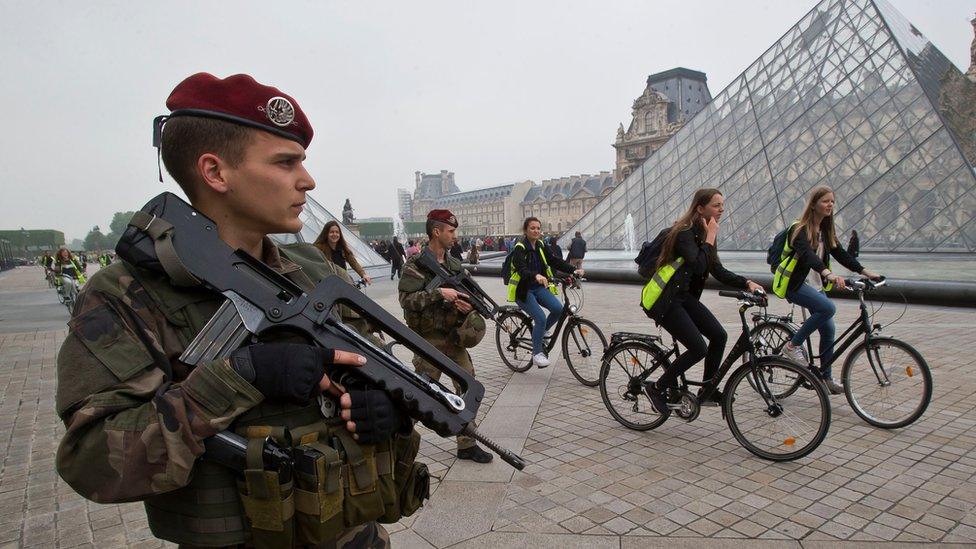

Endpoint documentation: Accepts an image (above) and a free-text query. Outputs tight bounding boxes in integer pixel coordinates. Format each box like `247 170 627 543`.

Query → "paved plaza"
2 265 976 548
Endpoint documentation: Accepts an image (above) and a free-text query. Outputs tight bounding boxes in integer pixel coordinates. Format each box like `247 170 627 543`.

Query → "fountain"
623 213 637 253
393 215 406 242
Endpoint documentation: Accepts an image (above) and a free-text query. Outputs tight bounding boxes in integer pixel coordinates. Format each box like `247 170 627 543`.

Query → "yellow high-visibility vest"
640 258 684 311
506 241 558 302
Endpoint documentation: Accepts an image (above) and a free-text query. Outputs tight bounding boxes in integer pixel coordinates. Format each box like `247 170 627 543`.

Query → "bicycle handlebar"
719 289 768 307
843 276 886 292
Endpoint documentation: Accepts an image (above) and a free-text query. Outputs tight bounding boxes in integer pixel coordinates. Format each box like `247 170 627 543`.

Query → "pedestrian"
466 241 480 264
450 237 463 260
313 219 372 284
390 236 406 279
406 239 420 258
545 236 563 261
399 210 493 463
567 231 587 269
54 72 422 548
847 229 860 258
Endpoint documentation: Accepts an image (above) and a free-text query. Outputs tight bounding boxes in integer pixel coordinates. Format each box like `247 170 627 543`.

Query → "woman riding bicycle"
313 220 372 285
776 185 881 394
508 217 583 368
54 248 85 301
642 188 762 413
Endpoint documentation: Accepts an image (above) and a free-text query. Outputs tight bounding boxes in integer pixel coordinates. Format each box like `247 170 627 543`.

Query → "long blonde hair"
790 185 838 249
657 188 722 269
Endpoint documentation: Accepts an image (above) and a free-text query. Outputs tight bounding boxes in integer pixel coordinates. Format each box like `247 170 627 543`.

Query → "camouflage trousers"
413 341 477 450
177 521 389 548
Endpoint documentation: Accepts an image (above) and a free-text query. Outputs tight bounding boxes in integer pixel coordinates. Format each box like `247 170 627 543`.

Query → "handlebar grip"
718 290 741 298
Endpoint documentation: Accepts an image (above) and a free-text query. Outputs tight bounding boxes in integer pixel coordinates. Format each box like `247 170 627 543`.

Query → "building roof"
522 172 615 203
415 173 460 199
432 183 515 206
646 67 708 85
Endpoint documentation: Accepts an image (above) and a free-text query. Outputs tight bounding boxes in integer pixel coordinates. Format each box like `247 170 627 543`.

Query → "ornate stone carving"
342 199 354 224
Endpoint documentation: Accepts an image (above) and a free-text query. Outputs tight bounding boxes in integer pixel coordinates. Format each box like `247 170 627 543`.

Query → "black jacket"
391 241 405 267
568 237 587 259
786 225 863 293
648 224 747 321
511 237 576 302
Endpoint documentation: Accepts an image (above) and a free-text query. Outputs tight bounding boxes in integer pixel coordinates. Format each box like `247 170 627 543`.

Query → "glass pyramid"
272 193 388 269
562 0 976 253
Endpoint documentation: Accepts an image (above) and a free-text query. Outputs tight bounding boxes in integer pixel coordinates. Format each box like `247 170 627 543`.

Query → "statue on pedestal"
342 199 354 225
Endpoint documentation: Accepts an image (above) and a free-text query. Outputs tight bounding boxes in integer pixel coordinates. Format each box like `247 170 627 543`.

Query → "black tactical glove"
347 389 405 444
230 343 335 405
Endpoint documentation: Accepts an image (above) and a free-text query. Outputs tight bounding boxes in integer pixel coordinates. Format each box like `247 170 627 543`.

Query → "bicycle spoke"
844 339 930 428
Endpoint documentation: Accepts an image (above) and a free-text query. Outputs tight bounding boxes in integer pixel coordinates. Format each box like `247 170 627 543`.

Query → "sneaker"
781 342 807 363
643 382 669 414
697 389 723 407
457 445 493 463
825 377 845 395
533 353 551 368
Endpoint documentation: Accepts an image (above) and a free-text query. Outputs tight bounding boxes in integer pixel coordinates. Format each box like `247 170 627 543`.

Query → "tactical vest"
772 227 833 298
124 243 425 548
506 240 557 302
640 258 684 313
400 253 464 340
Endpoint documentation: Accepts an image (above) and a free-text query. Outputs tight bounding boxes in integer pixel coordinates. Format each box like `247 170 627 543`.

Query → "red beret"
427 209 458 227
157 73 313 148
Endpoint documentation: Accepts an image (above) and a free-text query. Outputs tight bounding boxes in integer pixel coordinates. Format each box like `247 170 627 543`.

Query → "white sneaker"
825 378 845 395
533 353 551 368
781 343 807 363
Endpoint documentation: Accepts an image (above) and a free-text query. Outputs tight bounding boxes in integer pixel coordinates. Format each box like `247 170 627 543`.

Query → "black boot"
457 445 493 463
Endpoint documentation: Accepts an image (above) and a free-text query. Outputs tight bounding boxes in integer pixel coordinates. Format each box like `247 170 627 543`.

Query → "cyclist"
313 219 372 285
641 188 762 412
507 217 583 368
53 248 86 303
776 185 881 394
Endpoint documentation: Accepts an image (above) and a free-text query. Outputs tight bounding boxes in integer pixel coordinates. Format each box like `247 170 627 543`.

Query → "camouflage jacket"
397 250 465 342
54 240 369 503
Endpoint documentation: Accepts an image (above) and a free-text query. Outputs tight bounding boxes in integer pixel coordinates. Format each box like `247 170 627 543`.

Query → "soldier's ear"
198 153 230 195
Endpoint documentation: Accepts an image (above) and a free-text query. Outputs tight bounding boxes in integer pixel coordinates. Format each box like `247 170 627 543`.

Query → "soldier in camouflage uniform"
55 73 423 548
398 210 493 463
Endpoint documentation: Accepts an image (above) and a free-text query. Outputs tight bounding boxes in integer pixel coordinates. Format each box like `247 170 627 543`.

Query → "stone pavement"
2 264 976 548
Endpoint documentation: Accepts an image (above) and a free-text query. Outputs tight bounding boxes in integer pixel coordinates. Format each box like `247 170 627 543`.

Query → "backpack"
766 222 798 273
501 243 518 285
634 229 669 279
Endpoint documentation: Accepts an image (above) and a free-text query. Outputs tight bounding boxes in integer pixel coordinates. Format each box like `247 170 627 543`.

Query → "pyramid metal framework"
562 0 976 253
271 194 388 269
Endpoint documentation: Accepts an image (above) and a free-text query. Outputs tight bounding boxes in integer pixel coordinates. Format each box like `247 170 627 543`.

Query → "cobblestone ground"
1 265 975 547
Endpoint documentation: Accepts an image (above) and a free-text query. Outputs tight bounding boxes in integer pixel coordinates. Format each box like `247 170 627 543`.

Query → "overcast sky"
1 0 972 241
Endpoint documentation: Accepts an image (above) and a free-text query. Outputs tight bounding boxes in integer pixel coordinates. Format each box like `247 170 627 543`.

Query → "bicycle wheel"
599 341 670 430
562 318 608 387
842 337 932 429
748 322 804 399
725 357 830 461
495 310 534 373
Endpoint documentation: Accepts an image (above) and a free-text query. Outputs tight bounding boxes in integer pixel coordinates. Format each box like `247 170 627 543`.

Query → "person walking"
506 218 583 368
390 236 406 280
405 239 420 258
313 219 372 284
847 229 860 258
567 231 587 269
640 188 763 412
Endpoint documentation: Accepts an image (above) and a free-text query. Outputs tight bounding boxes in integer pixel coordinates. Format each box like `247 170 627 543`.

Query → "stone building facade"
430 181 534 236
408 170 460 222
614 68 712 181
520 172 616 234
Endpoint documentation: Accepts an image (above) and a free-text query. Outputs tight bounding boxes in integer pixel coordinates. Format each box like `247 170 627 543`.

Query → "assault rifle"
414 248 499 319
116 192 525 470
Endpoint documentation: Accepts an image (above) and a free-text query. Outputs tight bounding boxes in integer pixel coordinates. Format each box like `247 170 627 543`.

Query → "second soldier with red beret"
398 210 494 463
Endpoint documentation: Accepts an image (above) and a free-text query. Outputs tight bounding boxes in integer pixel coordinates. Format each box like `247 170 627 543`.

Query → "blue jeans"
517 285 564 354
786 283 837 377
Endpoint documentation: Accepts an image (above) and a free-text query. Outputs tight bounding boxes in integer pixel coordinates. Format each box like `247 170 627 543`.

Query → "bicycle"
495 275 608 386
599 290 831 461
749 277 931 429
60 274 81 312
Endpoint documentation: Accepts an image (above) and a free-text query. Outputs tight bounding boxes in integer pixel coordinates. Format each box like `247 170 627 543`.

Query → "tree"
83 226 110 251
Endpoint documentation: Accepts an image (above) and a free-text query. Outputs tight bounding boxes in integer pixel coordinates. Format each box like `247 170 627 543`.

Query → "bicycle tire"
842 337 932 429
725 357 830 461
562 318 607 387
494 310 534 373
599 341 670 430
748 321 803 399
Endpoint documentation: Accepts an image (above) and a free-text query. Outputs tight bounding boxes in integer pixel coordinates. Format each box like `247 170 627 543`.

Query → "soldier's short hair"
426 219 448 238
160 117 254 201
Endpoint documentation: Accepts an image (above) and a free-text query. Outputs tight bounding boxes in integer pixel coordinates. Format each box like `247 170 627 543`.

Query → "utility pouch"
332 428 386 527
390 430 428 518
236 434 295 549
291 426 345 545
